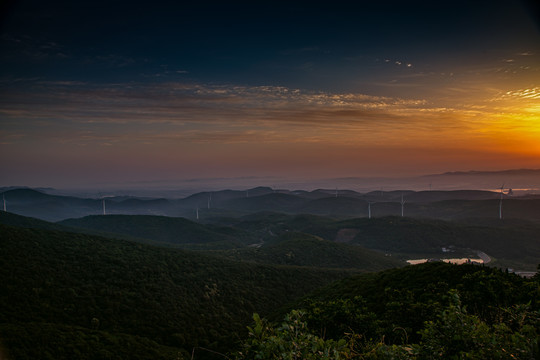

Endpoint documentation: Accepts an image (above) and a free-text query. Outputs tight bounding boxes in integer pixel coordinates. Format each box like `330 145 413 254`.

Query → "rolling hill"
3 186 540 222
220 192 307 212
0 210 77 232
0 223 353 359
210 213 540 271
1 209 538 358
274 261 540 348
215 231 403 270
1 188 174 221
59 214 256 249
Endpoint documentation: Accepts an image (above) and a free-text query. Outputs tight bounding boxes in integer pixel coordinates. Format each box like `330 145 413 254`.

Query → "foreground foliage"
236 291 539 359
235 262 540 359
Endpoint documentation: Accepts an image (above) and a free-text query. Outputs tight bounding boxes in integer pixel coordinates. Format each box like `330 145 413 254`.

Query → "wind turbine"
196 207 199 220
368 201 375 219
207 193 212 209
400 194 405 217
98 193 107 215
2 194 6 212
499 183 505 220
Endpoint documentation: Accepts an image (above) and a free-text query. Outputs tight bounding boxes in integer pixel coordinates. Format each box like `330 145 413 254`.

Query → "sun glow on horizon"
1 78 539 185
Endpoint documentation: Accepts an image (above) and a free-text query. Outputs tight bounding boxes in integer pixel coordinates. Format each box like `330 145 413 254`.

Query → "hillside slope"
285 262 539 344
0 224 351 359
272 216 540 270
216 232 403 270
59 214 256 249
240 262 539 359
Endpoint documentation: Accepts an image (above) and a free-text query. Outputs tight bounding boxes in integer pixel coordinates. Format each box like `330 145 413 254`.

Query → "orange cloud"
1 80 539 180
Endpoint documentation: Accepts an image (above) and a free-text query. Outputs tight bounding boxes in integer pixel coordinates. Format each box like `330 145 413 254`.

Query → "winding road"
475 251 491 264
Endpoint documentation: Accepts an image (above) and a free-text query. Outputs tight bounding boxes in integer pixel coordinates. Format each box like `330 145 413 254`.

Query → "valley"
0 185 539 359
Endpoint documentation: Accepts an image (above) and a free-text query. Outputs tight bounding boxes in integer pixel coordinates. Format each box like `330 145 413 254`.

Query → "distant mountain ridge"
2 177 540 222
435 169 540 176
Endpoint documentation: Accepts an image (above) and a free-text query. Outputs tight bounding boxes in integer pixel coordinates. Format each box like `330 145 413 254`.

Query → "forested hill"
59 214 256 249
237 262 540 359
214 232 403 270
1 220 538 359
298 262 538 316
5 209 539 271
4 186 540 222
0 224 352 359
0 210 76 232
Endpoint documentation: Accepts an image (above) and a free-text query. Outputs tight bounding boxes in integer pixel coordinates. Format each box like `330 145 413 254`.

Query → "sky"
1 0 539 189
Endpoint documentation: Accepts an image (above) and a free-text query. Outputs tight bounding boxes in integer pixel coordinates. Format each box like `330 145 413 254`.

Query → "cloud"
0 79 534 151
500 87 540 100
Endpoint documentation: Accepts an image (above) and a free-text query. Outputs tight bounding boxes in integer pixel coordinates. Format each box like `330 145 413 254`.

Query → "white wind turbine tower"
368 201 375 219
98 193 107 215
3 194 6 212
207 193 212 209
499 183 505 220
196 207 199 220
400 194 405 217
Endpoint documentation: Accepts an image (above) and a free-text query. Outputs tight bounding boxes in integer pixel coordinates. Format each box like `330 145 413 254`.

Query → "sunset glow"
1 1 539 189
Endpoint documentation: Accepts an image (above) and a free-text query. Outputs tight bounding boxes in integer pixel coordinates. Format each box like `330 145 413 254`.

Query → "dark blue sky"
2 1 537 91
1 1 539 188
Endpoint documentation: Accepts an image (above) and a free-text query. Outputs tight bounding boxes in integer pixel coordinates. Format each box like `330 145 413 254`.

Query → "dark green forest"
213 232 402 270
36 211 540 270
237 262 540 359
0 224 352 359
1 207 539 359
60 214 256 249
